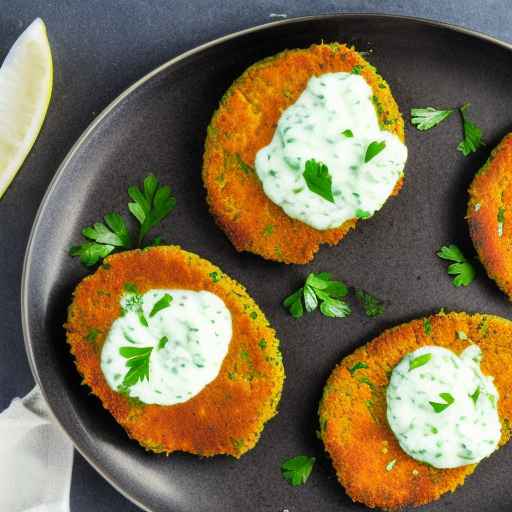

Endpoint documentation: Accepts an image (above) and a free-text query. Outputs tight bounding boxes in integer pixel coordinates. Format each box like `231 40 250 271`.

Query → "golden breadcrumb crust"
202 43 405 264
65 246 284 457
318 312 512 510
468 133 512 299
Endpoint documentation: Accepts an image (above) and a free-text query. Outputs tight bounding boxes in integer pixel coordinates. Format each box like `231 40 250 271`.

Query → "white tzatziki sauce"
254 72 408 230
101 288 232 405
386 345 501 468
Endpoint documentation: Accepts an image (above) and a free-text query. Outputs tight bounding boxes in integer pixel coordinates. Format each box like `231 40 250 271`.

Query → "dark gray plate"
22 13 512 512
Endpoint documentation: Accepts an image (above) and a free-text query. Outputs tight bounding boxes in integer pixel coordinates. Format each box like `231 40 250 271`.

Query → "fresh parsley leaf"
364 141 386 163
470 386 480 405
342 129 354 138
410 107 455 131
349 361 368 374
283 288 304 318
69 242 114 267
423 318 432 336
320 298 351 318
457 104 485 156
303 159 335 203
81 213 131 247
149 293 173 317
281 455 316 486
283 273 350 319
303 285 319 312
429 392 454 413
119 346 153 388
158 336 169 350
351 65 363 75
409 353 431 371
128 174 177 246
437 244 476 287
355 289 384 317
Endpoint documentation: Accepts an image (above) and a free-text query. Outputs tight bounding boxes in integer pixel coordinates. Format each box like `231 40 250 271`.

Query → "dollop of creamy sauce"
101 288 232 405
386 345 500 468
255 72 408 230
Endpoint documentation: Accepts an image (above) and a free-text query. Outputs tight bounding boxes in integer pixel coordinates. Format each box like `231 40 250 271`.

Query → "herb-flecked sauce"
255 72 408 230
101 289 232 405
386 345 500 468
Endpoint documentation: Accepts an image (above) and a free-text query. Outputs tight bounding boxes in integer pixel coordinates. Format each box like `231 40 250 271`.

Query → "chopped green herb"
158 336 169 350
263 224 274 236
355 289 384 317
355 209 371 219
349 361 368 374
437 244 476 287
429 392 455 413
423 318 432 336
498 207 505 237
342 129 354 138
351 65 363 75
364 141 386 163
124 283 139 294
281 455 316 486
457 104 485 156
149 293 173 317
457 330 468 340
386 459 397 471
119 346 153 389
235 154 253 174
209 271 221 283
303 159 335 203
249 311 257 320
258 339 267 350
409 353 432 371
283 272 350 319
410 107 454 131
469 386 480 405
86 328 100 343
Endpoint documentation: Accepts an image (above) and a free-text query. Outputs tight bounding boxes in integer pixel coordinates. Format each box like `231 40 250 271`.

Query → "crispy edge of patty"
318 312 512 510
468 133 512 299
202 43 405 264
65 246 285 458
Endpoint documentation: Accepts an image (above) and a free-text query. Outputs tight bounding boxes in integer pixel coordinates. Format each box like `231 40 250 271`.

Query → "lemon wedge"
0 18 53 198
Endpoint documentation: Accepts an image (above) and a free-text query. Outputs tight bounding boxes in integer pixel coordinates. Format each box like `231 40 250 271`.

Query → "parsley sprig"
281 455 316 486
410 107 455 131
119 346 153 389
457 103 485 156
283 272 350 319
437 244 476 287
303 159 335 203
410 103 484 156
128 174 176 246
70 174 176 267
283 274 385 319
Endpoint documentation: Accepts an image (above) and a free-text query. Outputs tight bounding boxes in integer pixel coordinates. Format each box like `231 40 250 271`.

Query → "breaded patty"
468 133 512 298
202 43 405 264
318 312 512 510
65 246 284 457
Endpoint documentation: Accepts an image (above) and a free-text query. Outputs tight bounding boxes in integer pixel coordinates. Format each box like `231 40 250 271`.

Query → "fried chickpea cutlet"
202 43 407 264
65 246 284 457
468 133 512 299
318 312 512 510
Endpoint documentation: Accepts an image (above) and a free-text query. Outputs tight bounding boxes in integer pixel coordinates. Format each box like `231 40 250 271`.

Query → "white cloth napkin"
0 387 74 512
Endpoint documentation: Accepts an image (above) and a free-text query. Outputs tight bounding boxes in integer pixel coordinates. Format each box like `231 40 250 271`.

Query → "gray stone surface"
0 1 510 510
